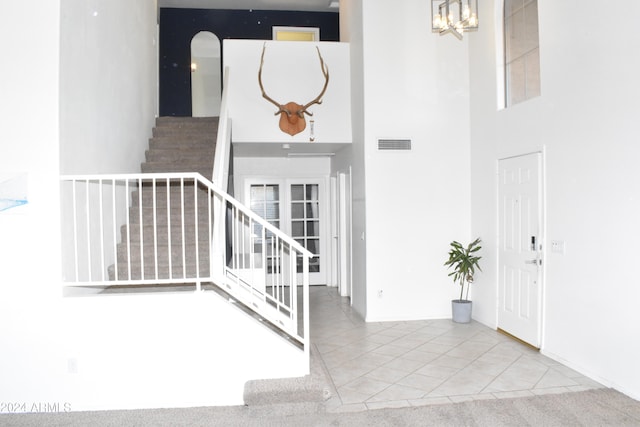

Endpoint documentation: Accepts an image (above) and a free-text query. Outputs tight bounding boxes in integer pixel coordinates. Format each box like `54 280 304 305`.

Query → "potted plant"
444 238 482 323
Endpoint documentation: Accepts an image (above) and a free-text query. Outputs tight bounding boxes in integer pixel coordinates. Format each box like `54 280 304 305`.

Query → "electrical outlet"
377 289 383 298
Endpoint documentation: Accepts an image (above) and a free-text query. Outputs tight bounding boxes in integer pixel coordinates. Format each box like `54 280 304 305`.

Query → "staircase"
61 114 316 404
108 117 219 281
142 117 218 177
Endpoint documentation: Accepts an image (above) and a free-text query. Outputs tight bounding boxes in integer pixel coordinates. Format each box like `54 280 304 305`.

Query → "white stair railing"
59 172 312 349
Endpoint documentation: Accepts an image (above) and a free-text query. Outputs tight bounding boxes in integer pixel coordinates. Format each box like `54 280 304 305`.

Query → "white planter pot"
452 299 472 323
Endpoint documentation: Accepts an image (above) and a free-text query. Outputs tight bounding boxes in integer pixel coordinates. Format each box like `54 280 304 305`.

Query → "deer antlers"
258 43 330 136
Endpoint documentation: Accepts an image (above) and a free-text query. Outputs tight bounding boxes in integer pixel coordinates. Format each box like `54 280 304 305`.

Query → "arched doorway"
190 31 221 117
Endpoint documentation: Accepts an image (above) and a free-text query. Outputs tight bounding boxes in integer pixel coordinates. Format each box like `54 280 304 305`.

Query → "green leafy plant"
444 238 482 301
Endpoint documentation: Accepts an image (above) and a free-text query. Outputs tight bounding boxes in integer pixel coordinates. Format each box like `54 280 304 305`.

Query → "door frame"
496 150 546 348
335 170 352 298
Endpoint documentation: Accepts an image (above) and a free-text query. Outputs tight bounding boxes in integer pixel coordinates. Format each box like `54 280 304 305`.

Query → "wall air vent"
377 139 411 150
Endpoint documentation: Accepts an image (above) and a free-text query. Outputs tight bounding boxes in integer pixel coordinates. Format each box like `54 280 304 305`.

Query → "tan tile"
465 359 511 376
573 375 605 389
383 356 426 373
366 332 402 345
427 370 495 397
341 340 384 355
416 342 456 354
446 340 495 360
414 364 460 379
429 354 473 370
401 349 441 363
397 372 444 393
372 344 411 357
535 368 579 389
548 364 583 378
329 366 369 387
375 327 412 338
342 376 393 396
388 336 425 350
367 384 426 402
335 387 371 405
309 286 600 413
365 366 410 383
430 335 468 346
355 352 395 368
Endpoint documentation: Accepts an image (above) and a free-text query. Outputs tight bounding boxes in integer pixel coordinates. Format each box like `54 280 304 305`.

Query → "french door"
247 179 327 285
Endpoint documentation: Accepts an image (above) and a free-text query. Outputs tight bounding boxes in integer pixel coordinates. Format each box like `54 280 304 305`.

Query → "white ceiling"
159 0 339 13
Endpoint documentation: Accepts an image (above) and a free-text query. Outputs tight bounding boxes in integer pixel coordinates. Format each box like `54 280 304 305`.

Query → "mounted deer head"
258 44 330 137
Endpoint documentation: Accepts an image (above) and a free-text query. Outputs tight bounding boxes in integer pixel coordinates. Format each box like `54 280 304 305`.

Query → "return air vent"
377 139 411 150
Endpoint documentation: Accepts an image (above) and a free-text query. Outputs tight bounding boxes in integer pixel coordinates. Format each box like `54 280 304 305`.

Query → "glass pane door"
250 184 280 274
247 180 326 285
291 184 321 275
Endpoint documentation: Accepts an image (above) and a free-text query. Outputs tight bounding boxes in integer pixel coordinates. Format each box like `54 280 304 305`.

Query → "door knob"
525 259 541 265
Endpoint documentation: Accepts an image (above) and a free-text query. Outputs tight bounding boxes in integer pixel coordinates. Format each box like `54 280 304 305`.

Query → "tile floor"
308 286 603 413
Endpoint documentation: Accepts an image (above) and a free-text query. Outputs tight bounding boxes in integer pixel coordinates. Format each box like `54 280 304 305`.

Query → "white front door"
498 152 544 348
247 179 328 285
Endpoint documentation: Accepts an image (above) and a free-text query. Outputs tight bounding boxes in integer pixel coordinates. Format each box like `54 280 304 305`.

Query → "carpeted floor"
2 388 639 426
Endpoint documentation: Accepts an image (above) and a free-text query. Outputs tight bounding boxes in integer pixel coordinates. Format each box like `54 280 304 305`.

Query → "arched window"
190 31 221 117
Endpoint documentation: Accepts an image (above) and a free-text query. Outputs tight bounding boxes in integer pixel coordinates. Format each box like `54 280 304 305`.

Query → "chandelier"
431 0 478 40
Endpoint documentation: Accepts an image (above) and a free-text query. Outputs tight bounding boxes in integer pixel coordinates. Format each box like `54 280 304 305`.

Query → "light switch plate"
551 240 565 254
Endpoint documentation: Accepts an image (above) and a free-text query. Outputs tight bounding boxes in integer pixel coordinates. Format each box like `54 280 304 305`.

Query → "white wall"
0 0 64 410
59 292 306 410
1 1 308 412
469 0 640 399
337 0 367 317
359 0 472 321
59 0 158 174
224 39 352 144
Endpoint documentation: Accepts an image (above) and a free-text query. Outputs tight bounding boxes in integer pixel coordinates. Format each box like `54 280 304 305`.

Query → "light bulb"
469 13 478 27
433 13 442 28
462 4 470 20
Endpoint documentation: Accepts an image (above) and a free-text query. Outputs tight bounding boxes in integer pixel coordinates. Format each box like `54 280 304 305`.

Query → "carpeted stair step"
120 223 211 246
108 116 218 283
124 212 212 226
243 346 333 411
152 120 219 138
129 187 212 208
148 137 215 149
151 129 216 138
108 263 210 281
141 163 213 176
145 148 215 163
117 241 209 265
